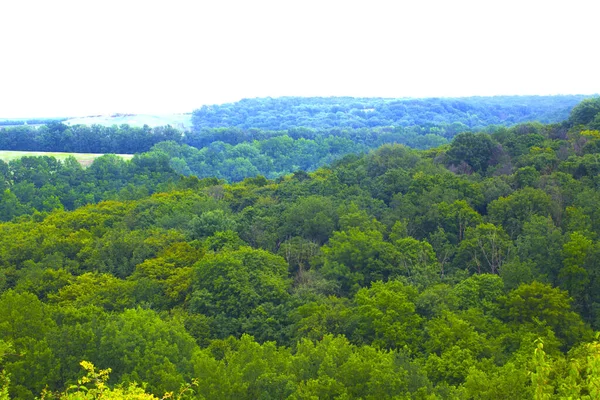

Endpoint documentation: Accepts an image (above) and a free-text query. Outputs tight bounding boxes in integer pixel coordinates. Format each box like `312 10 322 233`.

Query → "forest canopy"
190 95 589 132
1 96 600 398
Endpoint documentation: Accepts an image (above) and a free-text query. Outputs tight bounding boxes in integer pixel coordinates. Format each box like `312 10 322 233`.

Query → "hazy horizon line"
2 92 598 120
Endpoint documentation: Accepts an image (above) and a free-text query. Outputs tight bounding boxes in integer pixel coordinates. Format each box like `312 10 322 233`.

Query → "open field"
63 113 193 130
0 151 134 167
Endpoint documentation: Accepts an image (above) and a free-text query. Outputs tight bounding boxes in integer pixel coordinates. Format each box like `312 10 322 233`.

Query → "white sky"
0 0 598 118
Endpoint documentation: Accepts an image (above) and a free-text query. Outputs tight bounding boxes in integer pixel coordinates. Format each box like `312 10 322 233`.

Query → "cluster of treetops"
1 97 600 398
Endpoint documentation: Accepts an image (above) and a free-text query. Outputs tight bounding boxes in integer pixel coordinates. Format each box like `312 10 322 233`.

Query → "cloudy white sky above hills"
0 0 598 118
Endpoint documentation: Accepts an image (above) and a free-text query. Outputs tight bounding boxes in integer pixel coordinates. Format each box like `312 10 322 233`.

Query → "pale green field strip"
0 151 134 167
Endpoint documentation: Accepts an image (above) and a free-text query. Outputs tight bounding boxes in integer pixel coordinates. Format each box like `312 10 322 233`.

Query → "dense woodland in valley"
1 96 600 398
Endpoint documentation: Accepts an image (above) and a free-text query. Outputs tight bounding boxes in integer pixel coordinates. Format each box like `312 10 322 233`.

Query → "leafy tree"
423 311 497 386
97 308 197 396
48 273 136 312
191 334 295 400
516 216 564 284
445 132 498 173
452 273 504 313
190 247 291 321
351 280 422 352
0 190 29 221
319 228 398 294
488 187 553 237
499 282 592 348
560 232 592 291
279 196 338 244
0 291 57 399
278 236 321 276
454 223 513 275
291 296 352 342
188 209 237 239
393 237 439 286
569 97 600 126
430 200 482 244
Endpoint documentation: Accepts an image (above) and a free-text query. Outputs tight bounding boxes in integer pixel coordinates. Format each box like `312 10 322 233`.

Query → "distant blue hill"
191 95 595 137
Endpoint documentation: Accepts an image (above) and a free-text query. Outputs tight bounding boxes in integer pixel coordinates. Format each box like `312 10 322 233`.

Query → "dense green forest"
1 96 594 185
0 96 591 154
2 97 600 398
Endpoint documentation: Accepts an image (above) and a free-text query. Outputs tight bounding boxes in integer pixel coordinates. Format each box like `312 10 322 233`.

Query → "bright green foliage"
97 308 197 396
0 291 57 399
499 282 592 348
393 237 439 286
132 241 203 308
192 334 295 399
514 166 540 188
564 206 594 235
338 203 385 233
319 228 398 294
290 335 415 399
516 216 564 285
191 334 431 399
431 200 482 244
560 232 593 314
45 305 108 392
488 187 553 237
52 361 160 399
462 362 530 399
0 341 11 400
454 223 513 275
48 273 137 311
351 281 422 351
530 340 554 400
204 230 245 252
188 209 237 239
291 296 352 342
190 247 291 319
529 336 600 400
280 196 338 244
0 189 30 221
423 308 502 386
452 274 504 313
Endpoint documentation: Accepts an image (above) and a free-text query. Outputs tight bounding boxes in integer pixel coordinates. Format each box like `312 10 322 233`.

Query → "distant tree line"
0 118 67 127
191 95 590 134
0 123 183 154
1 95 592 158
